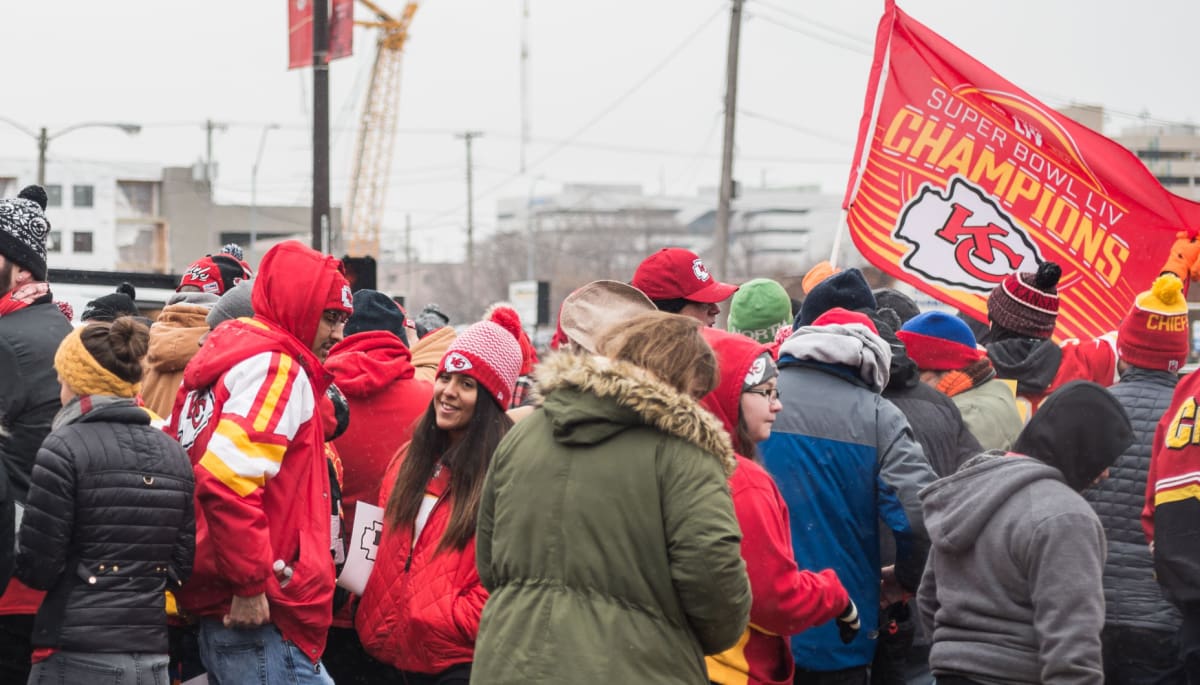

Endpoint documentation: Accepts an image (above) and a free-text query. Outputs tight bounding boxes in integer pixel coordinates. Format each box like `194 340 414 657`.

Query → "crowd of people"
0 180 1198 685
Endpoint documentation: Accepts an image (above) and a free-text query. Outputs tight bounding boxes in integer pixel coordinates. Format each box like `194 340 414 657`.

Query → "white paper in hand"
336 501 384 596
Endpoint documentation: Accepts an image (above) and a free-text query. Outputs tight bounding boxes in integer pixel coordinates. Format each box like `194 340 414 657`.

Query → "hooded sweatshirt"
141 302 211 418
326 330 433 534
699 328 849 685
169 241 347 662
918 382 1133 685
983 334 1063 411
761 323 934 672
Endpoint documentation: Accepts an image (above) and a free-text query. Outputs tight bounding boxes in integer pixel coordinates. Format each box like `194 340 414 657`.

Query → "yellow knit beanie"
54 326 141 398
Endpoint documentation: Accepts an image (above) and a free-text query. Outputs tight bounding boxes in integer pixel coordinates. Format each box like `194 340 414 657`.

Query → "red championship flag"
844 0 1200 341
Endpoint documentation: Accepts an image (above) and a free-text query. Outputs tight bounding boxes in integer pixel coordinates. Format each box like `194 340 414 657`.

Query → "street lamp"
0 117 141 186
250 123 280 260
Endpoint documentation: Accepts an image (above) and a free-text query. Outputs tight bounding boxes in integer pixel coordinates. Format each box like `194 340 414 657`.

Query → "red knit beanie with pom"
487 305 539 375
438 319 523 407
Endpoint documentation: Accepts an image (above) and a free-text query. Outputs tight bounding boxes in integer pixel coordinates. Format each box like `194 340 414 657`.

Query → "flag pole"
829 210 849 268
836 0 897 267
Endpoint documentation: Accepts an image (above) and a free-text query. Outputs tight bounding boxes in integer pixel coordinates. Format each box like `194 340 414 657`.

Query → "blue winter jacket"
761 323 935 672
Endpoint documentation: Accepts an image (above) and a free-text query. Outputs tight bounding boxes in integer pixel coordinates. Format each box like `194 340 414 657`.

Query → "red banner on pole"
844 0 1200 341
288 0 313 69
330 0 354 61
290 0 353 70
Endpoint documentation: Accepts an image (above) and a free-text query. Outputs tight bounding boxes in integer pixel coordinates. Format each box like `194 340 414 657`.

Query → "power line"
406 3 728 236
749 0 872 48
746 9 873 57
738 108 852 146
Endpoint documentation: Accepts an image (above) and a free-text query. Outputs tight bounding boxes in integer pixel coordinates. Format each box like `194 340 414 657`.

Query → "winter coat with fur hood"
141 302 211 418
472 353 751 685
699 328 849 685
760 322 935 673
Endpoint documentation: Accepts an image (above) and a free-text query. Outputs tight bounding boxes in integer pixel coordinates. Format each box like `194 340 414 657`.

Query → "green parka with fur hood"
473 353 751 684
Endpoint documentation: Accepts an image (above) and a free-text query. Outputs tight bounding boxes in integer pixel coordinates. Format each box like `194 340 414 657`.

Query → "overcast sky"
1 0 1196 263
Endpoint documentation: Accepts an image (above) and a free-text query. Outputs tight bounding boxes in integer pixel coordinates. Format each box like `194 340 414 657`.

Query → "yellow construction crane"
343 0 418 259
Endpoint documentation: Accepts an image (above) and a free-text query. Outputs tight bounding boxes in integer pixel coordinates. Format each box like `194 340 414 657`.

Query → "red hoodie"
169 241 346 663
327 331 433 534
700 327 850 685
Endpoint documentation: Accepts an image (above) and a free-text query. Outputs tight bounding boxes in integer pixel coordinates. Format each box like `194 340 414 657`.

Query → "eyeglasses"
743 387 781 402
321 310 350 327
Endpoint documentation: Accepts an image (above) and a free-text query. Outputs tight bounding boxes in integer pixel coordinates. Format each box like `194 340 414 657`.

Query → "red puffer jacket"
354 451 486 673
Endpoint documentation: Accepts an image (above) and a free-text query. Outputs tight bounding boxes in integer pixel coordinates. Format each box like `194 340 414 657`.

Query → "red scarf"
0 282 49 317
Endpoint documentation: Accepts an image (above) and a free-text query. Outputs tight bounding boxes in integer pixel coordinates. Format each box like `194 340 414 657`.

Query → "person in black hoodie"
980 261 1064 414
0 185 73 682
919 381 1133 685
16 317 195 685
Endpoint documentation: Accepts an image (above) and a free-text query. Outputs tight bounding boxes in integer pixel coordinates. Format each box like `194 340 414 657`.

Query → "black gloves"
836 600 860 644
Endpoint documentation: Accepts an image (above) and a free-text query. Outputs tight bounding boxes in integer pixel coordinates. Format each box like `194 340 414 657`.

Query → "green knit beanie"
727 278 792 344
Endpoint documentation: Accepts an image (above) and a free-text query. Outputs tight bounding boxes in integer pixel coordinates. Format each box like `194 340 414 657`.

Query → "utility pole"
405 213 414 300
312 0 331 252
36 128 48 187
204 119 227 190
520 0 531 174
714 0 744 293
456 131 482 311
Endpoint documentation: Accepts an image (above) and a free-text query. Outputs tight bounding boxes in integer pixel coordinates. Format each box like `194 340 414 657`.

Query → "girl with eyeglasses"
698 327 859 685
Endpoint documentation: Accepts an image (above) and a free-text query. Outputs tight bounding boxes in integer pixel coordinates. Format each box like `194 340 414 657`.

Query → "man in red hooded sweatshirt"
322 289 434 682
169 240 352 684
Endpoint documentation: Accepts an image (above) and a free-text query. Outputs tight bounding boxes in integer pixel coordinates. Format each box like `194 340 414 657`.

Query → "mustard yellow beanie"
54 326 141 398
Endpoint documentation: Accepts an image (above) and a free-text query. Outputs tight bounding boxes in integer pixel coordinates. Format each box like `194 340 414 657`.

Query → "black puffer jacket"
1083 367 1181 632
874 309 981 478
16 396 195 653
884 373 981 479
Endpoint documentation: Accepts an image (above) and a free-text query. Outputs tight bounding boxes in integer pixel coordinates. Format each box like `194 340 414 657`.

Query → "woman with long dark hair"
355 319 523 685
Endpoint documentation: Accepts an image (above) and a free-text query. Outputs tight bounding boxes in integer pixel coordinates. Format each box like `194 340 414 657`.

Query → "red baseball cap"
632 248 738 303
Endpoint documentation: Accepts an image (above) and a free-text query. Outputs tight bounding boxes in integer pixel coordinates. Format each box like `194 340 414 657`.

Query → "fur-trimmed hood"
535 352 737 476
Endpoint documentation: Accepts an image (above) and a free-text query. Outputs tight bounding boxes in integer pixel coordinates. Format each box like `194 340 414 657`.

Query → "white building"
494 182 857 283
0 158 166 272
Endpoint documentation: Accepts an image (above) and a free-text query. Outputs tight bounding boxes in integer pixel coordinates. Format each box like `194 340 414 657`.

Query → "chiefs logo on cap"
341 284 353 309
692 258 712 283
445 352 473 372
744 356 767 386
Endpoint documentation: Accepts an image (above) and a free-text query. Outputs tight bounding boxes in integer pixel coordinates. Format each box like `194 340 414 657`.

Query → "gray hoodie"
918 452 1106 685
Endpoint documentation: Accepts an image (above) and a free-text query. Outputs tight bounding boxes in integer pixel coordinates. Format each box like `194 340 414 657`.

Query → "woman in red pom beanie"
355 320 522 684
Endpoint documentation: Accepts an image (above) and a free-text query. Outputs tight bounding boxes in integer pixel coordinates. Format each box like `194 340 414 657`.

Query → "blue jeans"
28 651 169 685
197 621 333 685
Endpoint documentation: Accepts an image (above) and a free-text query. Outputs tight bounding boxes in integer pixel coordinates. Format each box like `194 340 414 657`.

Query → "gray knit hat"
0 185 51 280
206 279 255 329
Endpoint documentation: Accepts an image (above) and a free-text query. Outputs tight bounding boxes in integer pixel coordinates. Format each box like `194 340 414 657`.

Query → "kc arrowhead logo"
692 258 712 283
893 176 1044 293
445 352 472 372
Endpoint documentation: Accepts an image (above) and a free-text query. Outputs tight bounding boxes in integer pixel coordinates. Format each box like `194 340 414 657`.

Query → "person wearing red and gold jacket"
1144 370 1200 680
699 327 856 685
168 240 352 683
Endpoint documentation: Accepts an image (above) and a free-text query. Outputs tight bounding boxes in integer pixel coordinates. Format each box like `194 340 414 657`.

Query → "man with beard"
0 185 72 682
